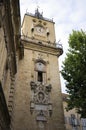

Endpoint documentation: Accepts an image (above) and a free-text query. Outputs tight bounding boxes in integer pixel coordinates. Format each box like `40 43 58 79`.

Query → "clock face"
35 26 44 33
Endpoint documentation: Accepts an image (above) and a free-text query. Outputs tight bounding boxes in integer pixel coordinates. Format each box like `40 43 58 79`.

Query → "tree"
61 30 86 118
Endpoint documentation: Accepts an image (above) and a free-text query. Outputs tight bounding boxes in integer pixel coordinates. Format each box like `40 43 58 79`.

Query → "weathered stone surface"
13 12 65 130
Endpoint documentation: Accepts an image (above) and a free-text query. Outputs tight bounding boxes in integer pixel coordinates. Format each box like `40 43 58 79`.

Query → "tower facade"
14 9 65 130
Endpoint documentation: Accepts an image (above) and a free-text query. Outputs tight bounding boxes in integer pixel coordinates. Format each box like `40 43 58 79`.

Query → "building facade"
0 1 66 130
0 0 22 130
62 93 86 130
13 9 65 130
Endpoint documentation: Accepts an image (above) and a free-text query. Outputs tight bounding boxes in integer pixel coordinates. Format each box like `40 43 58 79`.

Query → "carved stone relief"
30 81 52 127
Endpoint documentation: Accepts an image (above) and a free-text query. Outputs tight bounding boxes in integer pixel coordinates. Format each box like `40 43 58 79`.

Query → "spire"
35 7 43 18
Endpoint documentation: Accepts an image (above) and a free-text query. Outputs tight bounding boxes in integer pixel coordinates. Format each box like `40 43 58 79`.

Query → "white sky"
20 0 86 93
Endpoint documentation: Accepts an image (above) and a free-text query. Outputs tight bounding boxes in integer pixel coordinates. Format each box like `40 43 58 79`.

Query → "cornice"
21 38 63 57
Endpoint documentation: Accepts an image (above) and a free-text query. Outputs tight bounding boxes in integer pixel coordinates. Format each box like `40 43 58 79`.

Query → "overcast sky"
20 0 86 93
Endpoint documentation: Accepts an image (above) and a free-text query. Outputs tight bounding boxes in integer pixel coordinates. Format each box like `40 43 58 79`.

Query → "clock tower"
14 9 65 130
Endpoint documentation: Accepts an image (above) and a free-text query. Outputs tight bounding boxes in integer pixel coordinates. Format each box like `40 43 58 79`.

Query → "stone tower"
14 9 65 130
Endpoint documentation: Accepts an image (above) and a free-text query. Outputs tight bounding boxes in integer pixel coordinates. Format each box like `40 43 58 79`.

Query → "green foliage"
61 30 86 118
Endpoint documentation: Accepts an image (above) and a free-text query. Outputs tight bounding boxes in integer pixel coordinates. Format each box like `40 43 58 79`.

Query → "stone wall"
0 0 21 130
0 83 10 130
13 48 65 130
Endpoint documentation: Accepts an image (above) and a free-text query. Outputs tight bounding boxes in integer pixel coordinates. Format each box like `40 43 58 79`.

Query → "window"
35 60 46 83
38 71 43 82
81 118 86 130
